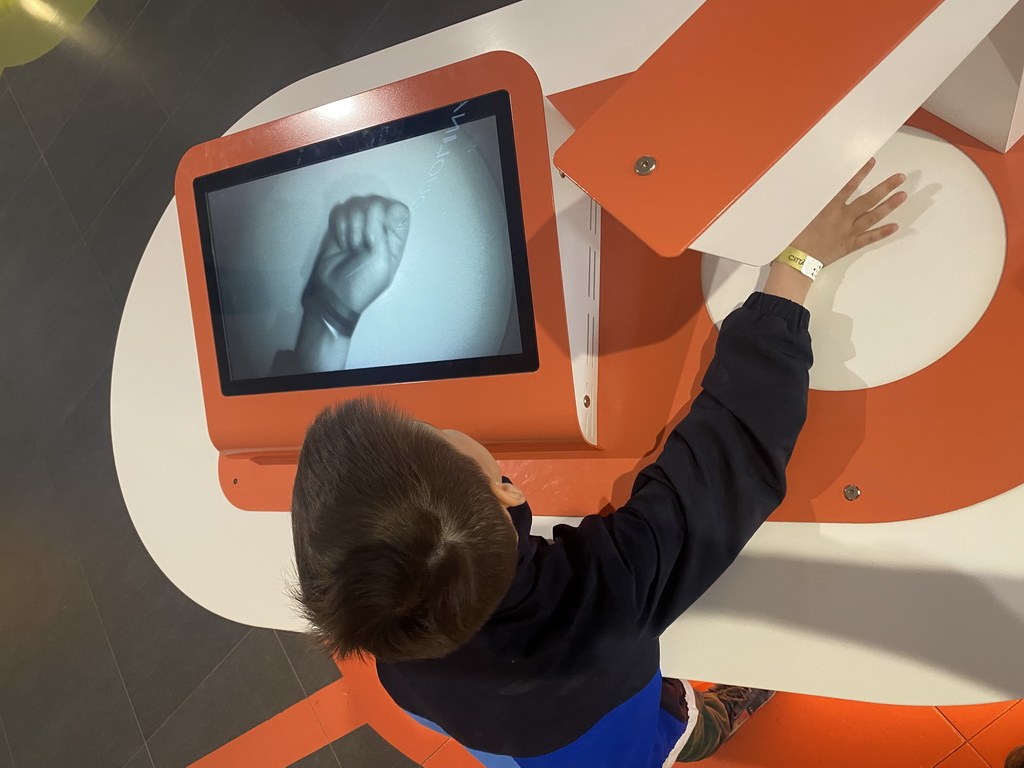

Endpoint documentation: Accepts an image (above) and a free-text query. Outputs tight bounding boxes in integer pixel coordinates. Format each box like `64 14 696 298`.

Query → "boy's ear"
490 481 526 509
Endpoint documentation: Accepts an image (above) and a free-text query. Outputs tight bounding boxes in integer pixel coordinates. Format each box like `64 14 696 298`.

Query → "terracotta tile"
971 702 1024 768
936 744 992 768
699 693 963 768
940 701 1020 740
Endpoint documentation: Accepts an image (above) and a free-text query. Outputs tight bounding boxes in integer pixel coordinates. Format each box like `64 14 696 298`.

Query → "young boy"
291 159 907 764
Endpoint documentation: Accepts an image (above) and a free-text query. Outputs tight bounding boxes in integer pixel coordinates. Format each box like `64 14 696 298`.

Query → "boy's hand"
310 195 411 317
790 157 907 267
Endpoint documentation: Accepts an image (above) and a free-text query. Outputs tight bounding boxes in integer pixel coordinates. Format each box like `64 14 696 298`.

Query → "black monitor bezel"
192 90 539 397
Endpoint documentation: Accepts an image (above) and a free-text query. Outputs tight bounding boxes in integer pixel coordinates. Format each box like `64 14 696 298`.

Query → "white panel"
660 482 1024 705
1010 89 1024 149
546 101 601 444
692 0 1019 266
701 127 1006 391
113 0 1024 704
923 0 1024 153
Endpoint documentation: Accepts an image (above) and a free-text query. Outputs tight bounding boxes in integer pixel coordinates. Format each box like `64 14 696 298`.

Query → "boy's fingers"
855 190 908 230
837 157 877 203
853 222 900 250
850 173 907 216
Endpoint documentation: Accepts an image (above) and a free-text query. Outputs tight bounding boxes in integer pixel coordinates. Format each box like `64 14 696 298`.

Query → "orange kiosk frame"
175 52 594 511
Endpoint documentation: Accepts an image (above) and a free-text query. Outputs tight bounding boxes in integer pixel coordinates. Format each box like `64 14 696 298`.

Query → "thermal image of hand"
296 195 411 373
309 195 411 320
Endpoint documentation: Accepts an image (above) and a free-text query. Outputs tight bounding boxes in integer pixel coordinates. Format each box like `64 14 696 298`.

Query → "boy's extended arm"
540 160 906 638
587 290 812 635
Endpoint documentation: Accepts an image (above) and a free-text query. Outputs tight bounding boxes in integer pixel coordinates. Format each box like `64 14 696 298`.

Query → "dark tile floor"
0 1 516 766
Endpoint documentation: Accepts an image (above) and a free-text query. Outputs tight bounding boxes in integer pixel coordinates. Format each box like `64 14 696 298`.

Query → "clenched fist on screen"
296 195 411 373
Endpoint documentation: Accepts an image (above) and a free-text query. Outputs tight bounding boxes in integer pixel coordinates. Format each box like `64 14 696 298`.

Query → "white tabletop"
112 0 1024 705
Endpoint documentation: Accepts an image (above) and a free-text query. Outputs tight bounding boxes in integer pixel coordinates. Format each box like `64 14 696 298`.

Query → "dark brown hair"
1007 746 1024 768
291 397 518 663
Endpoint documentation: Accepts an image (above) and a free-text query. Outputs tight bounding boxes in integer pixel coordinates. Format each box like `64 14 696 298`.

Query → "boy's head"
291 397 523 663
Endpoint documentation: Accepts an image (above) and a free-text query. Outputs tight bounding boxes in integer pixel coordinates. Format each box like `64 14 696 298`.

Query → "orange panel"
936 745 992 768
506 78 1024 525
940 700 1020 741
174 52 590 510
546 73 629 130
971 702 1024 768
553 0 945 257
700 694 962 768
211 69 1024 523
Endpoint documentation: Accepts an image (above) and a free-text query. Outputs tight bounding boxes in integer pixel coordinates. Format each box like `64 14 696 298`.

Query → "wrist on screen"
303 293 360 337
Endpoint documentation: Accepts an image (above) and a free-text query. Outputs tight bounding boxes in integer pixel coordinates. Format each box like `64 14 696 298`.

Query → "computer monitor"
196 90 539 396
174 52 593 510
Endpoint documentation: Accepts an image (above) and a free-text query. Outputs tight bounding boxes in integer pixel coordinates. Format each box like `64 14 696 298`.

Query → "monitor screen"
193 90 539 397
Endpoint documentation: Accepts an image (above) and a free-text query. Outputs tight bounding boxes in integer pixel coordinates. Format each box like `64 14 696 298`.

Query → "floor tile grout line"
328 741 344 768
0 101 96 318
269 0 341 63
16 0 179 243
83 0 261 252
141 74 171 123
142 627 254 747
76 551 152 760
344 0 394 62
939 700 1022 746
275 630 317 700
420 736 451 766
961 741 995 768
80 239 126 329
0 380 135 768
276 632 346 764
32 426 153 764
80 123 164 249
5 86 45 175
0 714 17 768
0 155 43 223
38 152 88 239
37 362 114 470
272 0 309 43
151 0 260 122
933 741 968 767
968 699 1023 751
11 2 131 158
273 631 345 768
935 706 970 741
118 743 148 768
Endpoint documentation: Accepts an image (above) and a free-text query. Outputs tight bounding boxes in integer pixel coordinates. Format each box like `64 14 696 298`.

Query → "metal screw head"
634 156 657 176
843 484 861 501
583 395 591 408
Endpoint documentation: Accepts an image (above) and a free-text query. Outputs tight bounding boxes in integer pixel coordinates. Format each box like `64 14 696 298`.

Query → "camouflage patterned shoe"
705 685 776 735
